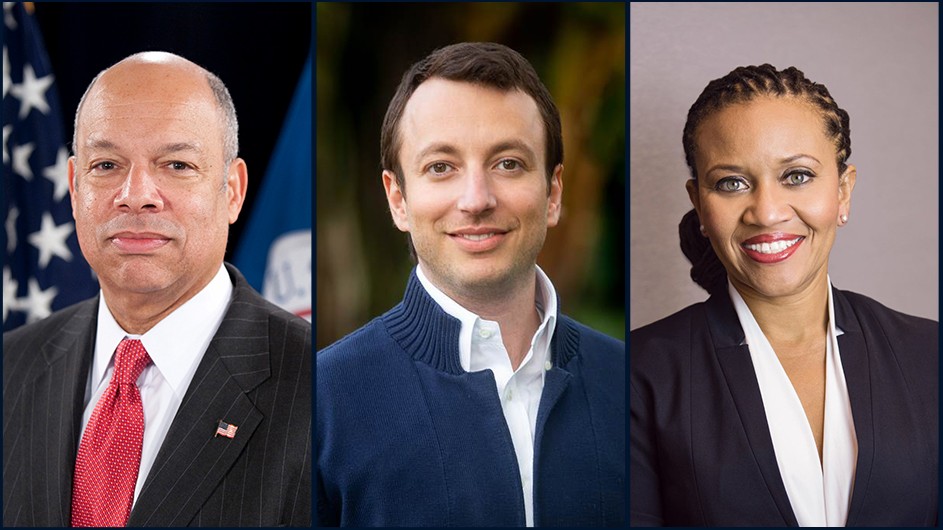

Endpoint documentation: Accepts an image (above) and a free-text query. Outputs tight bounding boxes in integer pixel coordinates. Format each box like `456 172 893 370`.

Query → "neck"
731 272 830 348
421 264 541 370
101 273 216 335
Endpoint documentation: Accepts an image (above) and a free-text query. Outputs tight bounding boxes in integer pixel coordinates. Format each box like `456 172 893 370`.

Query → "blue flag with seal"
233 55 311 321
2 2 98 331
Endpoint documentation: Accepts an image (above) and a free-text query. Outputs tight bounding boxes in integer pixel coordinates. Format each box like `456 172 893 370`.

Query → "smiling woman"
629 65 938 527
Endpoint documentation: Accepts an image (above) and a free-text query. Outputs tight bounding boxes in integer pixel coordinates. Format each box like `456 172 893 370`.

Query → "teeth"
744 237 801 254
461 233 494 241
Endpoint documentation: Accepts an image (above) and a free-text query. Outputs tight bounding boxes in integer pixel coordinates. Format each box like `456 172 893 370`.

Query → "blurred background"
316 2 625 348
3 3 312 330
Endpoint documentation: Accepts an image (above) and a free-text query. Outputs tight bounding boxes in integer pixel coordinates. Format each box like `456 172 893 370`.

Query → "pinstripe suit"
3 263 312 527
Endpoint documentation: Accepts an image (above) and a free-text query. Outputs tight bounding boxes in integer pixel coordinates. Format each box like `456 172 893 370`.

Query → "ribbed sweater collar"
382 269 580 375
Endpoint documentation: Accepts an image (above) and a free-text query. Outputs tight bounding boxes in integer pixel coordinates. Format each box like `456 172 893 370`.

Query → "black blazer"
3 264 311 527
630 285 938 526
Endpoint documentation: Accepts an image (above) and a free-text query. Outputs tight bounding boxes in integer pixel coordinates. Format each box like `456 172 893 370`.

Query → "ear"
382 170 410 232
685 178 701 215
838 164 856 218
68 156 78 219
225 158 249 224
546 164 563 227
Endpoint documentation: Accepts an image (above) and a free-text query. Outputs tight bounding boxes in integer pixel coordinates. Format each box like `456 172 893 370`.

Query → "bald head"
73 51 238 164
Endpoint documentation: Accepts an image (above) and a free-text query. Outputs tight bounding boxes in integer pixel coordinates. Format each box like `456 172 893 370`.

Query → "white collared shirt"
81 264 233 505
729 278 857 526
416 265 557 527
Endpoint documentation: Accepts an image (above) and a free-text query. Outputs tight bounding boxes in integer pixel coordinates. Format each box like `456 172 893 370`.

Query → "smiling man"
316 42 625 527
3 52 310 527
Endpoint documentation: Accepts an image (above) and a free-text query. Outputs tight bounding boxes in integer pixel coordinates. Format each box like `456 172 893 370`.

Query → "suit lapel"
127 268 270 526
33 298 97 526
705 290 798 526
831 288 873 527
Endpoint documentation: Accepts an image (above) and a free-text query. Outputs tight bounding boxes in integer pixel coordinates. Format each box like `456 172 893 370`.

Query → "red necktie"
71 338 152 527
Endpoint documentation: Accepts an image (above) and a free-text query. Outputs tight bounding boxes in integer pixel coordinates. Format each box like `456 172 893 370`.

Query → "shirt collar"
415 264 558 373
94 264 233 396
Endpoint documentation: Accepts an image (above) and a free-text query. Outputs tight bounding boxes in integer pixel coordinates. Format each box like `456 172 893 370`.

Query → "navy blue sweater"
317 272 625 526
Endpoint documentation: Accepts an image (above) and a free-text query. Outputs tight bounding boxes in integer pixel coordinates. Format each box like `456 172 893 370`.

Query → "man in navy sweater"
317 42 624 527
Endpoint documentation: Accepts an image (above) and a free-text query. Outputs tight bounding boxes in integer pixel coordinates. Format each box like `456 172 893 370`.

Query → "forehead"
695 96 834 163
76 63 222 154
398 78 544 155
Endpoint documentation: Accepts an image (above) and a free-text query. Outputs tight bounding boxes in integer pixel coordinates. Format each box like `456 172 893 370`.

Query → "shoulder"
225 263 310 346
558 315 623 360
316 315 407 397
556 315 624 393
3 297 96 355
838 288 937 338
837 288 937 367
629 301 708 366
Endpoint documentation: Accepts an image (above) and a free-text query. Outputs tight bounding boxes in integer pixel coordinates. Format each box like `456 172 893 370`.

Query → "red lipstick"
740 233 804 264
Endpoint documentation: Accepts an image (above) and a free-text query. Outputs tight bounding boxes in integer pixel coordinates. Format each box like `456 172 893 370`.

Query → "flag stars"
28 212 73 268
3 124 11 164
3 267 18 322
12 141 34 179
3 3 16 30
6 205 18 252
3 46 10 99
10 64 53 119
20 277 57 323
43 147 71 201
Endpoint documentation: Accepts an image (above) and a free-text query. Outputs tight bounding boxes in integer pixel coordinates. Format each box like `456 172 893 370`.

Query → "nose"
456 167 497 215
743 181 791 226
115 164 163 212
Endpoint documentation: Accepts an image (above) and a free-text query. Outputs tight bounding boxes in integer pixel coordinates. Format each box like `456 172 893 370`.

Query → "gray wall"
630 2 938 329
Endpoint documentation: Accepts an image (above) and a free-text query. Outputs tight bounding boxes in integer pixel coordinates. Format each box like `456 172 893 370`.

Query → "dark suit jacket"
3 263 311 527
630 285 938 526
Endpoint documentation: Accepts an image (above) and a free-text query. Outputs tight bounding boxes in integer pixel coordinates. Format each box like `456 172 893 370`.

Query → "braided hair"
678 64 852 293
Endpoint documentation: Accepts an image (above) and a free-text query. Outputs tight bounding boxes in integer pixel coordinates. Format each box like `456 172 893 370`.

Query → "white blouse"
729 279 857 526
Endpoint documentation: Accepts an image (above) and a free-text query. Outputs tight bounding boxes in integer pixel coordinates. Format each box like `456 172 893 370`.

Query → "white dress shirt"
416 265 557 527
729 278 857 526
80 264 233 506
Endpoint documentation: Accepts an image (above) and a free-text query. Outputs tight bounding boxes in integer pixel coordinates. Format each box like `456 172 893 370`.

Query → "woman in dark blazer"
630 64 938 527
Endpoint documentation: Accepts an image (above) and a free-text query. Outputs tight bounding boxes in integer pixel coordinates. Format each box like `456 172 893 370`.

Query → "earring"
699 225 707 236
840 214 848 224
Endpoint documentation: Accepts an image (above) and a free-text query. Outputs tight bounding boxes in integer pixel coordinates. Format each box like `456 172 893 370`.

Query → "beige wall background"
630 2 938 329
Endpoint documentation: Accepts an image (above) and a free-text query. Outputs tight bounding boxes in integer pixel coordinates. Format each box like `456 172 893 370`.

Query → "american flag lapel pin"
215 419 238 439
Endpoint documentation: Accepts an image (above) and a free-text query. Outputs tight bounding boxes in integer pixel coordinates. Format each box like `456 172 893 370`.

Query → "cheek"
699 196 740 237
796 191 840 228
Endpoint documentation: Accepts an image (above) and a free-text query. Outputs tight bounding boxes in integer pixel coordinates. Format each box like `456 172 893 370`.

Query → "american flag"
2 2 98 331
215 420 238 439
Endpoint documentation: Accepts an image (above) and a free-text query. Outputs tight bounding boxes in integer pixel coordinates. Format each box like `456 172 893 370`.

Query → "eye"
715 176 748 192
784 170 813 186
497 159 521 171
169 161 191 171
428 162 454 175
92 161 116 171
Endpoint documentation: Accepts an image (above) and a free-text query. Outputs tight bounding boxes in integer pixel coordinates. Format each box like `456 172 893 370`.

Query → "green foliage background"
316 2 625 348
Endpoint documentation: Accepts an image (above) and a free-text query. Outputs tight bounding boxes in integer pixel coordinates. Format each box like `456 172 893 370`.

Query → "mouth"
447 228 507 252
740 233 805 263
109 232 172 254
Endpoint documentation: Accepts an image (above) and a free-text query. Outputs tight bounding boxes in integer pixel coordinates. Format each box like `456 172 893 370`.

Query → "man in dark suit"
3 52 311 527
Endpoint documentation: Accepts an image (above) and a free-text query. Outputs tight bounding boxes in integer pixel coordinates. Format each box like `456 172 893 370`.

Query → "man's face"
383 78 562 302
68 56 246 309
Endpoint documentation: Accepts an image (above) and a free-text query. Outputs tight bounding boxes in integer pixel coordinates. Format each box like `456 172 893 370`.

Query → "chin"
736 269 815 299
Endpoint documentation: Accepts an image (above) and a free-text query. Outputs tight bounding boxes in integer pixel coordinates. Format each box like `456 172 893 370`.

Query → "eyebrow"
705 154 823 176
486 140 537 163
779 153 821 166
415 139 538 164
